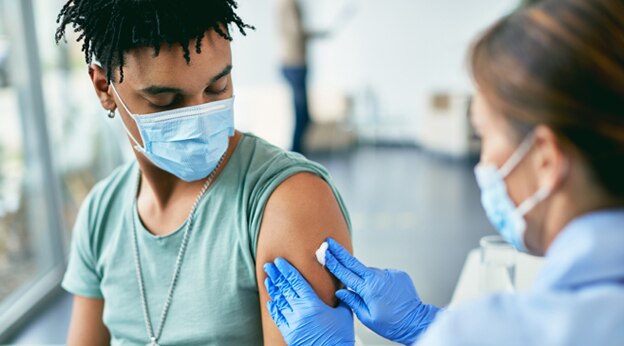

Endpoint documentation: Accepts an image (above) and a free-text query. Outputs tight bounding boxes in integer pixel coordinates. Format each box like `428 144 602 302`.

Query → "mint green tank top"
62 134 351 345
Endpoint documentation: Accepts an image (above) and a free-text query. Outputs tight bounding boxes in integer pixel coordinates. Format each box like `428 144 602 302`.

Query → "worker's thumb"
336 289 367 318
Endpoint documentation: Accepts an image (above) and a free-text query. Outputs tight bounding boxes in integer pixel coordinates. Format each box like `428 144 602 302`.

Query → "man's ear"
89 64 116 112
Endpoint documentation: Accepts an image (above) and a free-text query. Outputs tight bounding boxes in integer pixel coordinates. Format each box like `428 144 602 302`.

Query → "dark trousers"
281 66 310 153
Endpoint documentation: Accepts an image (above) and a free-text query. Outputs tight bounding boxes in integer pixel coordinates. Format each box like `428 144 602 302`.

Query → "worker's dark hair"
55 0 254 83
470 0 624 197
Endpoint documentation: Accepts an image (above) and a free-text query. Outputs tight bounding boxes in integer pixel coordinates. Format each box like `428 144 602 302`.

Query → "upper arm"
256 172 352 345
67 295 110 346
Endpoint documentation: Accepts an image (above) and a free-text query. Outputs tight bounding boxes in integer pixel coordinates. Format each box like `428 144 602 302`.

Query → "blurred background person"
275 0 330 154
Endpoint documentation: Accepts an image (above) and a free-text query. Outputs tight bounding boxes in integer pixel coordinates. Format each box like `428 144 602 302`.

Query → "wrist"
394 303 441 345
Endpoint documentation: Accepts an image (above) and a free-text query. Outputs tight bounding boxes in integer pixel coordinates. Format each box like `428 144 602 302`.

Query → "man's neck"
134 131 242 212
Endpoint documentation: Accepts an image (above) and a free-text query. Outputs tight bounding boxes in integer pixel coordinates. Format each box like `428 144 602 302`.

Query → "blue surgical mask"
110 82 235 182
474 133 551 252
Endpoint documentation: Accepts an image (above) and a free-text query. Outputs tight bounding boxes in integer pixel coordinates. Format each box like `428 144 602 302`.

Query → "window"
31 0 127 235
0 0 66 338
0 0 124 340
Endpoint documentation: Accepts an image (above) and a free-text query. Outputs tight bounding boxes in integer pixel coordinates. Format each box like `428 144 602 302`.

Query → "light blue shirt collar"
533 208 624 291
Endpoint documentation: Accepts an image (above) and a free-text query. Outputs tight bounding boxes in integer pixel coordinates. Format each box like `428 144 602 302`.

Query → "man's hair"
55 0 254 83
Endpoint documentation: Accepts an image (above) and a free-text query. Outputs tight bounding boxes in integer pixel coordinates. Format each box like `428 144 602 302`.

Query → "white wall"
232 0 518 144
34 0 520 146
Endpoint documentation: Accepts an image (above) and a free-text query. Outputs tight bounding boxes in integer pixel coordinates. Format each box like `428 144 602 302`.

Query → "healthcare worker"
264 0 624 345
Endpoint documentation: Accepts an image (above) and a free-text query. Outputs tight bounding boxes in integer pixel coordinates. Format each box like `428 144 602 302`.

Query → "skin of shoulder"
255 172 353 345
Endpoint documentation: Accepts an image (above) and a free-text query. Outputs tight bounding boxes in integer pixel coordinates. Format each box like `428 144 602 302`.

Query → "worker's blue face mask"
110 82 235 182
474 133 551 253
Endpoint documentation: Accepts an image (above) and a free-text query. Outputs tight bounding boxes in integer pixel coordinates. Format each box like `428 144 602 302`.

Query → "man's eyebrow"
209 65 233 84
139 65 232 95
140 85 184 95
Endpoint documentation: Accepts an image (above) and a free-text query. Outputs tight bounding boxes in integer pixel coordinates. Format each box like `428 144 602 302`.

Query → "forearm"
67 296 110 346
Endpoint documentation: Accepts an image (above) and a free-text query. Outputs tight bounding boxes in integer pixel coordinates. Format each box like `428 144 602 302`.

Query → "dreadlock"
55 0 254 83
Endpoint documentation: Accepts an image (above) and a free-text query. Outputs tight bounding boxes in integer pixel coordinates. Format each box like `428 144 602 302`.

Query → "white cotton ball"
315 241 329 266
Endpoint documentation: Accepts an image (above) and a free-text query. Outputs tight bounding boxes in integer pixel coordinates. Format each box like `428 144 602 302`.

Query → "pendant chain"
131 155 226 346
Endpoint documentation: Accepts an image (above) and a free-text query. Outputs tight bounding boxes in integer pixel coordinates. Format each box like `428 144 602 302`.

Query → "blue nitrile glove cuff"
394 303 442 345
324 238 442 345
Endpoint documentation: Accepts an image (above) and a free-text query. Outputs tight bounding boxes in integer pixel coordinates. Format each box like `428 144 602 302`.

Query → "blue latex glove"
264 258 355 346
323 238 441 345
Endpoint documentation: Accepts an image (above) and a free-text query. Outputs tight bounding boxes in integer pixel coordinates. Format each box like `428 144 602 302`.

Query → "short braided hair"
55 0 254 83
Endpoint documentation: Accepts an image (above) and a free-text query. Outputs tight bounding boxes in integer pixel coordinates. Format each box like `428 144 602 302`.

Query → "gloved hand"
323 238 441 345
264 258 355 346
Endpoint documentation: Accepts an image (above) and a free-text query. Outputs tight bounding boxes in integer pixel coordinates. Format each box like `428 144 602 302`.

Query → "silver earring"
107 109 115 119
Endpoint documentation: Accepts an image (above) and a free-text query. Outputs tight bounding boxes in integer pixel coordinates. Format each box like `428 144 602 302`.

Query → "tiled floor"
8 145 494 345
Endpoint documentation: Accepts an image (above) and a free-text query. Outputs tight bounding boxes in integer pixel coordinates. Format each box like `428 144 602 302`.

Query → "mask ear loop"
501 132 550 215
517 148 572 217
109 82 146 152
517 186 551 216
500 132 537 178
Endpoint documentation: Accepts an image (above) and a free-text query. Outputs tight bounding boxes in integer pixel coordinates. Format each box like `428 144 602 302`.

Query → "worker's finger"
264 263 282 282
265 277 293 314
327 238 370 277
336 288 368 320
265 262 299 300
325 251 364 292
267 300 289 329
264 277 281 301
274 258 317 300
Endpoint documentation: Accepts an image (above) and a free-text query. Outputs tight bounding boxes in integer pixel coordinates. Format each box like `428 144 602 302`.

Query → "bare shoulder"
257 171 352 300
256 173 351 345
259 172 351 257
265 172 348 223
255 171 352 344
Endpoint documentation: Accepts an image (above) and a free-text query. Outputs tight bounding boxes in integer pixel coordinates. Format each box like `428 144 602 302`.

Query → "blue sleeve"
415 294 529 346
61 190 104 299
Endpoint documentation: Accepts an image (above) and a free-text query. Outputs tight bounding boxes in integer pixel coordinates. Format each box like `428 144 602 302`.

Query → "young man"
55 1 352 345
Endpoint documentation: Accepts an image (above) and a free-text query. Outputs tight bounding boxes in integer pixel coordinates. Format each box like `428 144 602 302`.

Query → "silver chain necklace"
131 155 226 346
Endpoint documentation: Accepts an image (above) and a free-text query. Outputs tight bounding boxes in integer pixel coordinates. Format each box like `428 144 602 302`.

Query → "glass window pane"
0 3 56 305
33 0 127 236
0 86 46 303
